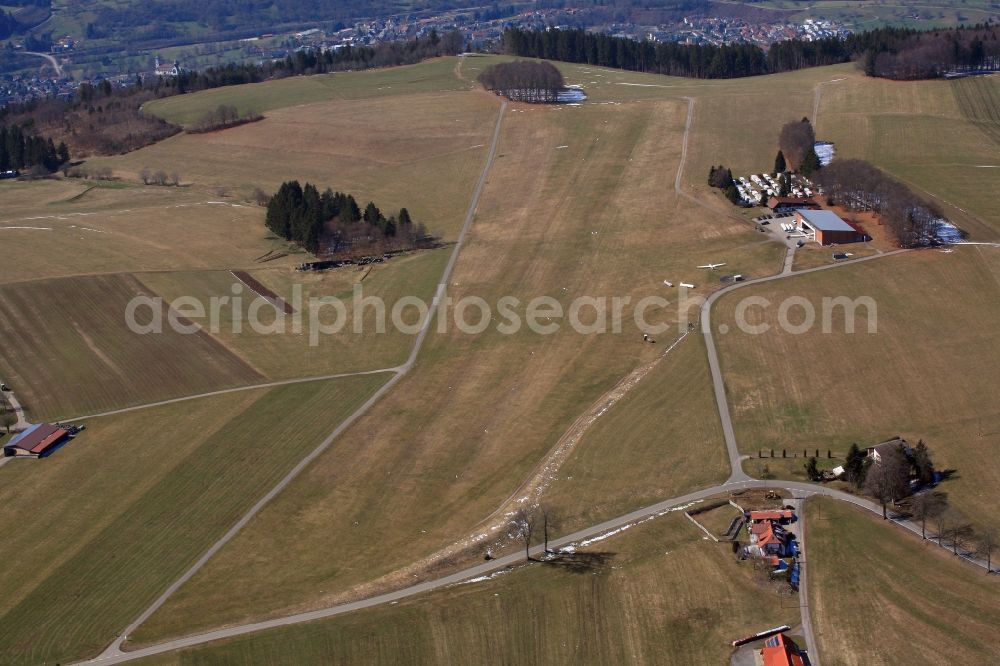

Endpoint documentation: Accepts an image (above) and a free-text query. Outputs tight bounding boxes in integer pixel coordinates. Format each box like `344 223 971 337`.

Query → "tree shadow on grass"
540 550 615 574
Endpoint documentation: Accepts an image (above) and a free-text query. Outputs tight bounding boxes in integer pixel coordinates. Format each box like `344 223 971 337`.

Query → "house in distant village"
154 56 180 77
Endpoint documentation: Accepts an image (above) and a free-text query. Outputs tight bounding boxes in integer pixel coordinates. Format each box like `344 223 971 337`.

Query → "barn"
3 423 70 458
795 209 869 246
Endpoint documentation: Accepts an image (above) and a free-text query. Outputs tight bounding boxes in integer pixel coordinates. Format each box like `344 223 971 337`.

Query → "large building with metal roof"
3 423 70 458
795 208 869 246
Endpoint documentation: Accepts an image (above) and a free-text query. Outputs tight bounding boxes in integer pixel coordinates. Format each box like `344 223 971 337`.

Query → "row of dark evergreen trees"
0 124 68 172
265 180 425 256
498 25 998 80
478 61 565 102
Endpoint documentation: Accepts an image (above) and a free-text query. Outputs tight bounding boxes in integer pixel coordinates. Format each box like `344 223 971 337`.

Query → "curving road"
84 474 992 664
701 248 911 483
24 51 64 77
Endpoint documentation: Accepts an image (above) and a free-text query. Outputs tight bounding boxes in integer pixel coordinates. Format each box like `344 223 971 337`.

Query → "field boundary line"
60 368 401 422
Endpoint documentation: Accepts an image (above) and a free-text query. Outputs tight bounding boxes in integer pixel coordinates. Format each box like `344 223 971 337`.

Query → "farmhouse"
867 436 912 464
758 633 807 666
743 509 797 558
795 209 870 246
3 423 70 458
767 196 819 214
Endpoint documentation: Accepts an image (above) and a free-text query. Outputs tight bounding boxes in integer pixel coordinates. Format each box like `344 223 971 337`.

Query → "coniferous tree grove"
499 25 1000 81
265 181 426 257
0 124 67 172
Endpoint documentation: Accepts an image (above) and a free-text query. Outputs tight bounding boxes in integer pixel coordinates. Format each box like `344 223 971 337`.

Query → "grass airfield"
1 54 999 663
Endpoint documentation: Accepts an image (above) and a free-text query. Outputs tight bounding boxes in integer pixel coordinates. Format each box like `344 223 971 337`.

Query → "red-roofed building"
749 510 795 524
760 633 806 666
3 423 69 457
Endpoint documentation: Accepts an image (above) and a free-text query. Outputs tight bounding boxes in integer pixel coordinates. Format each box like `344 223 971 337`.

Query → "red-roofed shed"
3 423 69 457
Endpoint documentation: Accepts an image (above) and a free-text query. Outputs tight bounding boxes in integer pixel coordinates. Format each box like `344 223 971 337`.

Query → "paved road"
0 380 30 432
700 246 910 484
90 100 509 662
793 496 821 666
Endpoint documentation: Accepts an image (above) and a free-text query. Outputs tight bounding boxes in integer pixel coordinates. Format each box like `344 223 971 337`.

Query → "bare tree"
864 446 910 519
910 491 948 539
937 508 974 556
511 507 537 561
170 171 180 186
1 407 15 434
252 187 270 206
540 504 560 554
139 167 150 185
977 528 997 573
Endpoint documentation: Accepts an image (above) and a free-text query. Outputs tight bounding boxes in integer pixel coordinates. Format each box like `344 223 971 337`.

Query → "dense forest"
499 25 1000 80
266 180 428 256
814 160 946 247
0 123 68 172
478 60 565 102
863 26 1000 79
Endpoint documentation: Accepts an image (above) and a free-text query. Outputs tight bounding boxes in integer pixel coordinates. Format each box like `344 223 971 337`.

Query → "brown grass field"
0 273 264 420
137 513 799 665
807 498 1000 665
714 248 1000 531
4 55 999 662
136 248 449 378
95 89 500 242
130 80 790 644
0 181 293 283
0 374 388 666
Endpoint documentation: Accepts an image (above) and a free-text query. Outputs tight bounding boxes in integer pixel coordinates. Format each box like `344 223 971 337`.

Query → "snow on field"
568 500 704 549
935 219 964 244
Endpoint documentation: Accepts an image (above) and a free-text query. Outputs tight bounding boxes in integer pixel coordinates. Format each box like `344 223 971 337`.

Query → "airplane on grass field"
697 262 726 270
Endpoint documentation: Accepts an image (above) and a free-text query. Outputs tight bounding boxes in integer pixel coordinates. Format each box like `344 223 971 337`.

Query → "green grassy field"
0 374 387 666
717 0 999 29
714 248 1000 530
807 498 1000 665
137 513 799 665
0 273 264 420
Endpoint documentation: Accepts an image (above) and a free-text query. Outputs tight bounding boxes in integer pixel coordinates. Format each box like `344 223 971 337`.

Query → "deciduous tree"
864 446 910 519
